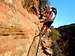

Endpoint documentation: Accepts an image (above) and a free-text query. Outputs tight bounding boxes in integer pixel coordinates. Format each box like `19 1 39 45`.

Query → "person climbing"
40 5 57 34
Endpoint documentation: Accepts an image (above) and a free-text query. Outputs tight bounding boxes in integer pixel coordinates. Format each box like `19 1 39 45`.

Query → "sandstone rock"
0 0 53 56
0 0 40 56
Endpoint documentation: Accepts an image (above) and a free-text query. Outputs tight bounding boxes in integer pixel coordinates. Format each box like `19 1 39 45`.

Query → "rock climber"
40 5 57 33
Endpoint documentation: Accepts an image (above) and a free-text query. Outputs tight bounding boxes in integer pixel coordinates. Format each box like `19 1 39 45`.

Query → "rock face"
0 0 53 56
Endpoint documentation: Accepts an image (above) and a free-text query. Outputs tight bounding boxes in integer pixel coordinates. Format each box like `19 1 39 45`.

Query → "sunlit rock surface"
0 0 52 56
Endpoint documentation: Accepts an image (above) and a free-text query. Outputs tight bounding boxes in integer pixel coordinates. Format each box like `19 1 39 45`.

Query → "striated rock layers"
0 0 52 56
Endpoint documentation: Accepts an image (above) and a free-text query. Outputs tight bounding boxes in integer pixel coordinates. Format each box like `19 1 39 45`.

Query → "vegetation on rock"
51 23 75 56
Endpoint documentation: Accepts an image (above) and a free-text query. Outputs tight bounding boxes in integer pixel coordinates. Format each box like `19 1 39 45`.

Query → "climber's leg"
44 21 53 33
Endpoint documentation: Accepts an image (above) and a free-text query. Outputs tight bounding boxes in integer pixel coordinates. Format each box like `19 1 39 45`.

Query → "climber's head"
51 7 57 15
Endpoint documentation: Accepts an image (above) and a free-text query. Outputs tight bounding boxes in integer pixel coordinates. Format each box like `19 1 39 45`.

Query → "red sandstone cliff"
0 0 53 56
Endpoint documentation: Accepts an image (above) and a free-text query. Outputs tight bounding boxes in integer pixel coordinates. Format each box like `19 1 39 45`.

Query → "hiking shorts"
43 21 53 28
